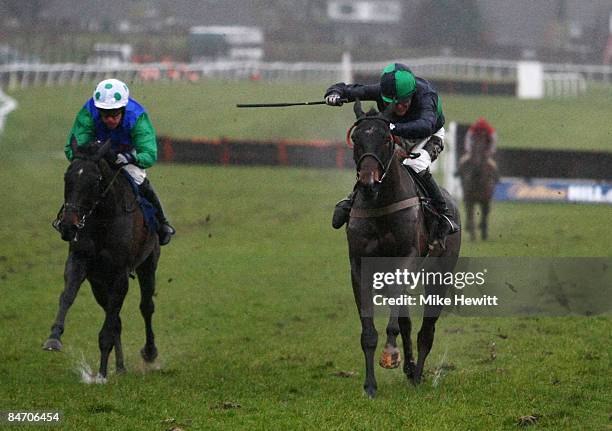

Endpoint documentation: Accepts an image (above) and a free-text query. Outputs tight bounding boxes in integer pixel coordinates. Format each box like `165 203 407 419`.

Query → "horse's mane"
72 141 107 161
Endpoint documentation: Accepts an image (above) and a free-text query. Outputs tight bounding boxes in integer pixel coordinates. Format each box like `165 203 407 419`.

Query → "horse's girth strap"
350 197 421 218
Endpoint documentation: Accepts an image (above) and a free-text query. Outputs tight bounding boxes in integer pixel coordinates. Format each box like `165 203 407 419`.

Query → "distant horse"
457 137 499 241
345 101 461 397
43 139 160 380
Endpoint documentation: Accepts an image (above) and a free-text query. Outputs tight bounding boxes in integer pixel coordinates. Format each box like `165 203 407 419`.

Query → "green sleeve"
65 107 94 160
132 113 157 168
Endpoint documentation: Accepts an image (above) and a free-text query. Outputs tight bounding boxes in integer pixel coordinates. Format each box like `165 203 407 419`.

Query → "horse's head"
58 139 111 242
349 100 395 200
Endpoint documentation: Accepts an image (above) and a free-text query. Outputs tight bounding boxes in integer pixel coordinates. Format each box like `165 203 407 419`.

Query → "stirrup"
52 205 64 233
427 212 459 251
52 218 61 233
440 213 460 234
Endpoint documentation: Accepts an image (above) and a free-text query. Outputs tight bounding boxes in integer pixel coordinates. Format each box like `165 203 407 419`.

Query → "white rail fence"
0 88 17 137
543 72 587 98
0 57 605 97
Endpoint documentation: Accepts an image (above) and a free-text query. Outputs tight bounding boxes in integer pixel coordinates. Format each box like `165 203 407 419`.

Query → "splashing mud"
67 349 107 384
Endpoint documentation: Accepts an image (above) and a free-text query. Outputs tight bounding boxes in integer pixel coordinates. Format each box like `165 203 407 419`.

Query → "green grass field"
0 82 610 430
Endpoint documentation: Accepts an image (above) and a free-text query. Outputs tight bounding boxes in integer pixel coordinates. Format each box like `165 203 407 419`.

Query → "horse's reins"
347 118 422 219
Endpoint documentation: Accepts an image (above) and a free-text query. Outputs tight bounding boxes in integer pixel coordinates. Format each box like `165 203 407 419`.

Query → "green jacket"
65 98 157 168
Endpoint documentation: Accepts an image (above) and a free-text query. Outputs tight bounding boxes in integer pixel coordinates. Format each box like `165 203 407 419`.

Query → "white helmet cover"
93 79 129 109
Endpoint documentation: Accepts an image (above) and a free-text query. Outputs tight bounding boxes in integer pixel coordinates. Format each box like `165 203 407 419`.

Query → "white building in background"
188 26 264 63
87 43 133 66
325 0 404 47
327 1 402 23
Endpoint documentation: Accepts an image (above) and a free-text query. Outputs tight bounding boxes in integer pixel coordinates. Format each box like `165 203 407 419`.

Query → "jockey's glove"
115 152 136 166
325 92 344 106
423 136 444 162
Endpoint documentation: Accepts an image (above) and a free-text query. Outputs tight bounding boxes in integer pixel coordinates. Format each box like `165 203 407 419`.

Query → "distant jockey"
460 117 498 171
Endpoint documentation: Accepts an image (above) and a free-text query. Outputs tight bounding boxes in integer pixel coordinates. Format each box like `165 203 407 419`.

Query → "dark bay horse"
43 139 160 380
457 137 499 241
345 101 461 397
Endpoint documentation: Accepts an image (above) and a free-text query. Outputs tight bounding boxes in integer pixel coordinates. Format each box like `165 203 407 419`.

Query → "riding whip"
236 100 347 108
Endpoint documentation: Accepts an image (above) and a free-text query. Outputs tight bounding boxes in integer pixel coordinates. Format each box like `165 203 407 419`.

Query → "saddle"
120 172 159 233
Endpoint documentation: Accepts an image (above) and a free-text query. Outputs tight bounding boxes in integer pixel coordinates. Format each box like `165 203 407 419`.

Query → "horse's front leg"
413 283 446 384
480 200 490 240
43 252 87 351
465 200 475 241
136 252 159 363
89 278 125 374
380 305 401 369
350 257 378 398
398 307 415 380
98 273 129 379
360 316 378 398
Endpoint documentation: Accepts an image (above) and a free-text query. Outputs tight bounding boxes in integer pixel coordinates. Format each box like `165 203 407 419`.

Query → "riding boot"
332 190 356 229
419 169 460 245
138 179 176 246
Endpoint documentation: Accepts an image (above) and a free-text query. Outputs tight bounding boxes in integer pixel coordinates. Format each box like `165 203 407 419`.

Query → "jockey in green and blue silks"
64 80 157 171
62 78 175 246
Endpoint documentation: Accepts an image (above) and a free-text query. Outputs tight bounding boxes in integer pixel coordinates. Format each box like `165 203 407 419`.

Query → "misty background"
2 0 612 65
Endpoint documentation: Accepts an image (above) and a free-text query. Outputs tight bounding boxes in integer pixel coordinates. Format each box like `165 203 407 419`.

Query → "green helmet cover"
380 63 416 103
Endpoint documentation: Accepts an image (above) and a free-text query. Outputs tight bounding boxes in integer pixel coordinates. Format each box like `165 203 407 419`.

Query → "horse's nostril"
59 222 76 242
358 168 381 185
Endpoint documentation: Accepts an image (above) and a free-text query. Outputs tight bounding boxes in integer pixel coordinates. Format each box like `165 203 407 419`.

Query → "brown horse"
457 137 499 241
44 139 160 380
345 101 461 397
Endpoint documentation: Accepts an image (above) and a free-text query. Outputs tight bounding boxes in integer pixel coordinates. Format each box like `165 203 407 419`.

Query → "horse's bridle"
348 117 397 185
54 164 122 236
347 116 424 220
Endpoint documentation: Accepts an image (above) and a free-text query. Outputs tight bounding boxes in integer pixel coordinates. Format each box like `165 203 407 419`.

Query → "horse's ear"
353 99 365 119
93 139 112 161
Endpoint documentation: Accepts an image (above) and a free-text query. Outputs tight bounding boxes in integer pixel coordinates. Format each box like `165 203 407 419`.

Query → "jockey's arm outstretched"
324 63 459 246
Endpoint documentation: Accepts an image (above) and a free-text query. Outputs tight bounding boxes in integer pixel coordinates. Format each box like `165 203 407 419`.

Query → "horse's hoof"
411 374 422 386
363 386 377 399
116 366 127 375
42 338 62 351
140 346 158 363
403 360 416 379
379 346 401 369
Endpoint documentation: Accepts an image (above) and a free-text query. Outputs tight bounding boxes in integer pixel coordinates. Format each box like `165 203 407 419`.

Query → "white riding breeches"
122 164 147 185
401 127 445 174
